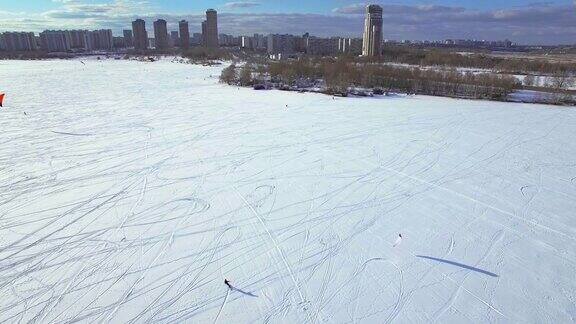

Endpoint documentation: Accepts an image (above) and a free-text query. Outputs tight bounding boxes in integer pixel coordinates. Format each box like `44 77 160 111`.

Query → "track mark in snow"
3 60 576 323
520 185 538 200
213 289 230 324
446 234 455 255
51 131 93 136
232 187 311 318
378 165 573 242
431 230 505 322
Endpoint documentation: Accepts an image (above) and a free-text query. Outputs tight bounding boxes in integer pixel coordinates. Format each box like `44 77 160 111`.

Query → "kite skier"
393 234 403 247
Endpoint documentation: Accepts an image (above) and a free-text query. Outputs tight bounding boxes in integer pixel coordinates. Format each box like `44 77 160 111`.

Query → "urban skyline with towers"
0 1 574 45
0 4 538 54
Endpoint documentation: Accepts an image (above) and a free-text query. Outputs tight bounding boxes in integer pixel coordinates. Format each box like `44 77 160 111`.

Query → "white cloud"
223 2 260 9
332 3 366 14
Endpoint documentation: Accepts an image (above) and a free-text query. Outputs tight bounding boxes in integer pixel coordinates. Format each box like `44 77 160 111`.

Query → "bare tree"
547 70 575 104
239 64 253 86
523 74 535 87
219 64 237 84
550 70 574 90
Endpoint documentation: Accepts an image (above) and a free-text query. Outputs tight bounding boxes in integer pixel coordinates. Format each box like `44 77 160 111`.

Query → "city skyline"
0 1 574 45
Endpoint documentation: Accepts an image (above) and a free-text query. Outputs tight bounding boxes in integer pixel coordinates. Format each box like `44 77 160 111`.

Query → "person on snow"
393 234 403 247
224 279 232 289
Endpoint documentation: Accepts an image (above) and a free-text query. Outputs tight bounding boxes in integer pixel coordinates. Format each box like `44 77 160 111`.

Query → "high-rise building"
201 21 207 46
0 32 38 51
179 20 190 49
123 29 133 47
132 19 148 50
86 29 113 51
69 30 88 49
253 33 266 50
191 33 202 46
362 4 383 57
219 34 238 46
204 9 219 48
113 37 126 48
267 34 297 55
170 31 179 47
304 35 340 55
40 30 72 52
241 36 252 49
154 19 169 49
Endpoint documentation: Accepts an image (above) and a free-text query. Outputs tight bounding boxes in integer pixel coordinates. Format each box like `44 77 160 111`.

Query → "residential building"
132 19 148 50
219 34 238 46
0 32 38 51
69 30 88 49
204 9 219 48
362 4 383 56
123 29 133 47
154 19 169 49
192 33 202 46
241 36 252 49
253 33 267 50
201 21 207 46
113 37 126 48
170 31 179 47
179 20 190 49
305 35 340 55
267 34 298 55
86 29 113 51
40 30 72 52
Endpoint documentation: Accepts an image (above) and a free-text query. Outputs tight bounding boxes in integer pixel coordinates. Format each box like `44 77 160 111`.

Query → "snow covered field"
1 59 575 323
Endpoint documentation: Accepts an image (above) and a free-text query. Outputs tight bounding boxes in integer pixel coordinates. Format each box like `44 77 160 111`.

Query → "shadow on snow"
416 255 499 277
232 287 259 297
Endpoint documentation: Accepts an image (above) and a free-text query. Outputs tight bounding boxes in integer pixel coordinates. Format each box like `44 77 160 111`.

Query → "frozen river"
1 59 575 323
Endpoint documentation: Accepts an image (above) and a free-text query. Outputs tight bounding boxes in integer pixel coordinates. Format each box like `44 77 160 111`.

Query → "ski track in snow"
1 59 575 323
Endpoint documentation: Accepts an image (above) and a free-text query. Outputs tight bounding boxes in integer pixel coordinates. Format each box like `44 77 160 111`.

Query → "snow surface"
1 59 576 323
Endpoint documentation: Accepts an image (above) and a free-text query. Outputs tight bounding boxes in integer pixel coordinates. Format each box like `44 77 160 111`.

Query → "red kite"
0 93 4 107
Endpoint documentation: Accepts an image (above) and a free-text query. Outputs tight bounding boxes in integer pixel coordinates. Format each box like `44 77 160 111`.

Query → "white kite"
393 234 403 247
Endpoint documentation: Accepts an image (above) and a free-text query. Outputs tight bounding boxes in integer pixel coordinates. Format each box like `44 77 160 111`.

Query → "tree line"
181 47 232 63
221 57 520 100
376 46 576 75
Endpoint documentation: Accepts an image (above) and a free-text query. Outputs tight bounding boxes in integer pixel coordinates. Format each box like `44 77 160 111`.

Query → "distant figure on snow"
393 234 402 247
224 279 232 289
285 104 288 109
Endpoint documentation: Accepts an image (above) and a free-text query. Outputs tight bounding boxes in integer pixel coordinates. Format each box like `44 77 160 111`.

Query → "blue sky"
1 0 569 13
0 0 575 44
